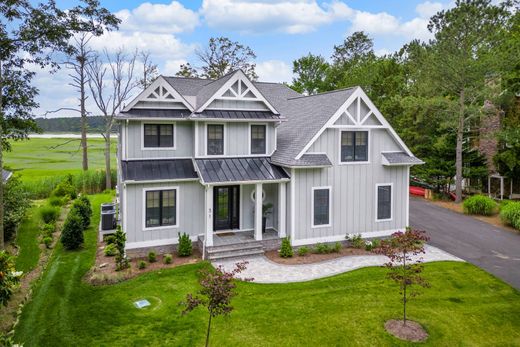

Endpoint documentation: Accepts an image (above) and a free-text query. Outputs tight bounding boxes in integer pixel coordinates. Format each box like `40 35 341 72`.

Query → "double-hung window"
250 124 267 154
207 124 224 155
145 189 177 228
143 124 174 148
340 131 368 162
376 184 392 221
312 187 331 227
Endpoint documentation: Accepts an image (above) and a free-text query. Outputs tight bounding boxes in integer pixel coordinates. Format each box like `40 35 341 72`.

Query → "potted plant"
262 203 273 233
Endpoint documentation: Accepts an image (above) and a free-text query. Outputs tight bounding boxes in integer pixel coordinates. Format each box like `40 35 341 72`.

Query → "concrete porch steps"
206 240 265 261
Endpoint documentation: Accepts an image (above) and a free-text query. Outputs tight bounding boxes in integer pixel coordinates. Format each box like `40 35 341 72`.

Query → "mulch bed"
86 241 202 285
265 247 375 265
385 319 428 342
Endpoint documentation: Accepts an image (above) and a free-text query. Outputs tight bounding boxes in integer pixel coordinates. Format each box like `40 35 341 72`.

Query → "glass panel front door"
213 186 240 230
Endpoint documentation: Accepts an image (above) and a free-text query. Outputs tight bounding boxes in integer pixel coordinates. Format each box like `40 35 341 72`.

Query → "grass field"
4 137 117 183
14 201 45 274
13 193 520 346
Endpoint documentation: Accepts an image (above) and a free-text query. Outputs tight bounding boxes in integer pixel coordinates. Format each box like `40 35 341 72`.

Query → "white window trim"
248 123 268 156
375 183 393 222
205 123 226 156
311 186 332 228
338 129 371 165
141 122 176 151
142 186 180 231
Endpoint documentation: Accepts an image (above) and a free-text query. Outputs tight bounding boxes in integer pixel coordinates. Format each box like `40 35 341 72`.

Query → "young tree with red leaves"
376 229 430 325
181 262 252 347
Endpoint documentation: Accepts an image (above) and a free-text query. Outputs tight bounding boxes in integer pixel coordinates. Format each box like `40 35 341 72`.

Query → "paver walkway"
213 245 462 283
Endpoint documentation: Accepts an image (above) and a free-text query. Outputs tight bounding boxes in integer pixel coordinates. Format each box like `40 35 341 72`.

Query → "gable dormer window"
207 124 224 155
144 124 174 148
250 124 267 155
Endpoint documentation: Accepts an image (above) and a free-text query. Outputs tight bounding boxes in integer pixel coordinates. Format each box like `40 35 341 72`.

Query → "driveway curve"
410 197 520 290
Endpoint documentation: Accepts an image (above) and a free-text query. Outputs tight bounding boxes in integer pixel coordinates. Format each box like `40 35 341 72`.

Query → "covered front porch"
194 156 290 248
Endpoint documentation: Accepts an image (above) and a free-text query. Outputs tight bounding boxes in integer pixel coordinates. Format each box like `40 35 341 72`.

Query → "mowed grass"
4 137 116 183
14 195 520 346
14 201 44 273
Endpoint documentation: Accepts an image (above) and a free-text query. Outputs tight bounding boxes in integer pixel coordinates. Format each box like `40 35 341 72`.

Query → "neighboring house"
116 70 423 258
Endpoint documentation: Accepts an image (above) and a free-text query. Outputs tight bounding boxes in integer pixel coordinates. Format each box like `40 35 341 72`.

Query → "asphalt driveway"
410 197 520 290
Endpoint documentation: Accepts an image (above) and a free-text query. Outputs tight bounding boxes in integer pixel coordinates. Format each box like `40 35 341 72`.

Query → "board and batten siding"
292 128 407 242
240 183 278 230
125 120 194 159
195 121 276 157
123 181 205 246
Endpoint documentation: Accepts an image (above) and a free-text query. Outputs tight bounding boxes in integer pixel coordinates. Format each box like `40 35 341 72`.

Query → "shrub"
40 205 60 224
72 196 92 229
463 195 497 216
104 243 117 256
4 176 31 241
0 251 20 306
114 226 129 271
279 237 293 258
163 254 173 264
314 243 332 254
333 242 342 253
500 201 520 230
41 222 56 237
48 196 66 207
371 239 381 249
104 235 116 245
137 260 146 270
42 236 53 249
347 234 364 249
60 210 84 250
297 246 309 256
178 232 193 257
52 180 77 199
148 251 157 263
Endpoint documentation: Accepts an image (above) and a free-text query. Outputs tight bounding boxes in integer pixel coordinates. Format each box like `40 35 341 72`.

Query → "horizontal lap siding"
126 121 194 159
294 128 407 241
124 181 205 244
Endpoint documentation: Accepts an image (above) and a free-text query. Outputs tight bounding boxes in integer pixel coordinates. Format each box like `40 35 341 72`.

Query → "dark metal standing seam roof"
191 110 280 120
121 159 198 182
117 109 190 119
195 157 290 184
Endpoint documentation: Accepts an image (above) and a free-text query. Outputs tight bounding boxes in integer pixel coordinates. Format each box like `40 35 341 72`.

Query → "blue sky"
37 0 453 117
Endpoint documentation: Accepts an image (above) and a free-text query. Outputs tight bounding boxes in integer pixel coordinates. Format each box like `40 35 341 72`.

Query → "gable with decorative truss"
123 76 193 111
333 96 382 127
198 70 279 114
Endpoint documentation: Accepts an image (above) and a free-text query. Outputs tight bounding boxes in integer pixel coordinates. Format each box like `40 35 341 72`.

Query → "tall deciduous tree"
195 37 258 80
138 51 158 89
331 31 374 65
87 48 138 190
291 54 330 95
65 33 94 171
424 0 511 202
0 0 119 248
175 63 199 78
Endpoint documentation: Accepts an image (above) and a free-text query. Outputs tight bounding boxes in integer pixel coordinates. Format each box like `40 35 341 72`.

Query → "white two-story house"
116 69 423 259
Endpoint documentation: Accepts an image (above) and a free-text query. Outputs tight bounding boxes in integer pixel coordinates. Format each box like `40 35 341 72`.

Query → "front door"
213 186 240 231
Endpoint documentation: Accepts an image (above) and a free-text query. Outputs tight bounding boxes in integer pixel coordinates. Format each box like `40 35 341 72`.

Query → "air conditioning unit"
101 210 116 230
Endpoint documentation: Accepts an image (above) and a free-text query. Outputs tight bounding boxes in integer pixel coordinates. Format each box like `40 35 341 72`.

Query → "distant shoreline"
28 133 117 139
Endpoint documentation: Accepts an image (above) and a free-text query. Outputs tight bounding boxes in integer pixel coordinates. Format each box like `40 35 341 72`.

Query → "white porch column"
254 183 263 241
205 186 213 247
278 182 287 237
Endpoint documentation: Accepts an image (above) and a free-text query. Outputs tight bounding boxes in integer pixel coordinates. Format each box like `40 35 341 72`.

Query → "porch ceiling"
195 157 290 184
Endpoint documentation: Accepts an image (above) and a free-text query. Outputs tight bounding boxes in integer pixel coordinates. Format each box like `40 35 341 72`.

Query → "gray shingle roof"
267 88 357 166
118 109 190 119
2 170 12 182
121 159 198 182
195 157 290 184
194 72 236 110
192 110 279 120
382 152 424 165
163 77 211 96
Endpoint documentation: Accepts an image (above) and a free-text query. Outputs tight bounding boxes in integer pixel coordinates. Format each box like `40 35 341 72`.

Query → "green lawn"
4 137 116 183
14 202 44 274
14 194 520 346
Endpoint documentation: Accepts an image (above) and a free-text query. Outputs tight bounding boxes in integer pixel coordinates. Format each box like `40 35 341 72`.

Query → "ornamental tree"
181 262 252 347
376 229 430 325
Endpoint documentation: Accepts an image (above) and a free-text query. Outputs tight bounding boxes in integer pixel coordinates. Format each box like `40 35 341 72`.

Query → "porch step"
206 242 265 261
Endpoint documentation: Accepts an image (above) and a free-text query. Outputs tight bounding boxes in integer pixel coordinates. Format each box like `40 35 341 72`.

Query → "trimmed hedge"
40 206 60 224
500 201 520 230
72 196 92 229
463 195 497 216
60 210 84 250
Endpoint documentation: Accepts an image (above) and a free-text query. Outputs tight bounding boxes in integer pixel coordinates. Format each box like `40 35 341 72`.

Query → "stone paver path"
213 245 463 283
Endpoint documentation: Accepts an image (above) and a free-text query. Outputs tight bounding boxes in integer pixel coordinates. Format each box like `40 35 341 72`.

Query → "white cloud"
256 60 293 83
162 59 188 76
201 0 353 34
416 1 444 18
116 1 199 33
